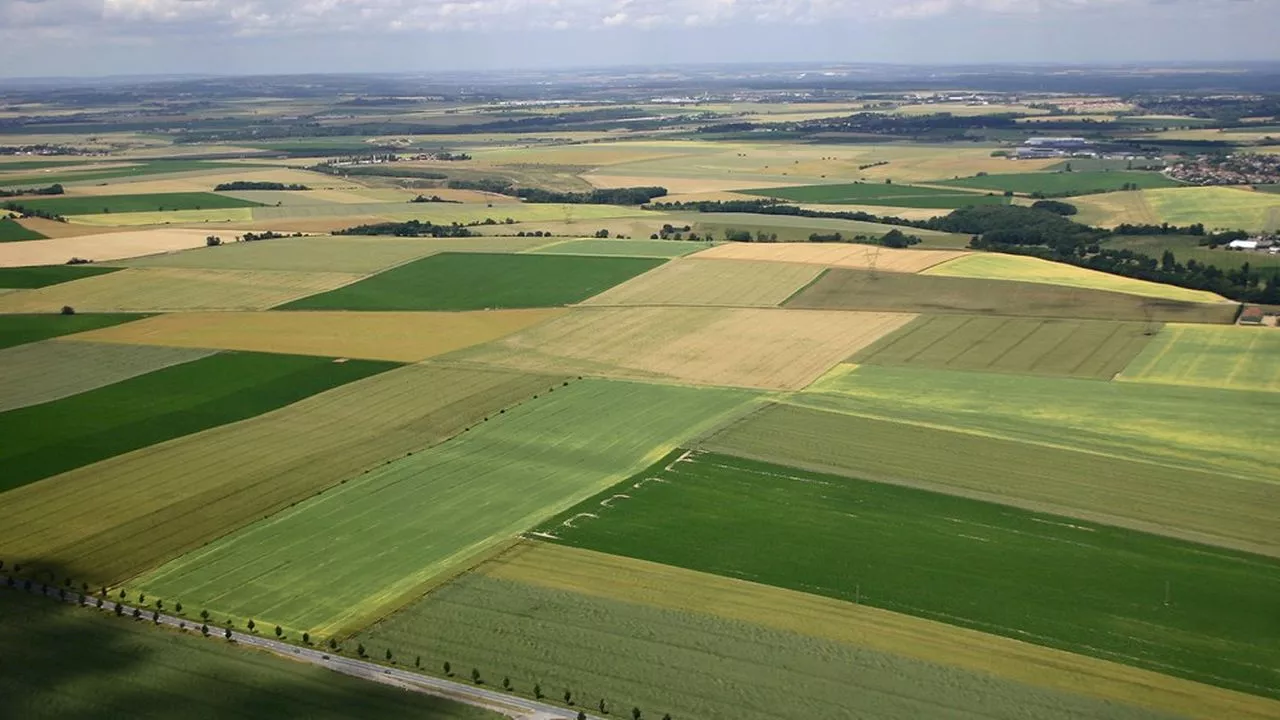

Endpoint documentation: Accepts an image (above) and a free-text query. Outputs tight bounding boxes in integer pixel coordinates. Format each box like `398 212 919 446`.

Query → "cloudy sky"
1 0 1277 77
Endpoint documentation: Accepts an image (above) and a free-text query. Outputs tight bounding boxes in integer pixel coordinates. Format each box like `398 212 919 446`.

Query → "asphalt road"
6 577 592 720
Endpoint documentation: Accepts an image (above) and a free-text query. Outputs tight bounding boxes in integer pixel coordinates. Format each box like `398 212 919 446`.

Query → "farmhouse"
1239 306 1265 325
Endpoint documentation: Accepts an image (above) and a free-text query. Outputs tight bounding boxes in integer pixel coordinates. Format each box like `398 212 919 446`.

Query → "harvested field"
0 351 394 494
582 258 822 307
0 313 142 350
546 451 1280 699
353 542 1238 720
0 340 215 412
787 268 1239 323
528 238 710 258
924 253 1228 303
69 208 257 227
0 265 119 288
248 202 647 225
449 306 911 390
75 310 564 362
852 315 1157 379
283 253 661 311
120 235 548 273
0 267 364 313
130 379 757 636
691 242 967 273
0 229 226 267
13 192 261 216
1118 323 1280 392
1071 190 1161 228
0 365 554 585
7 217 124 239
0 217 45 242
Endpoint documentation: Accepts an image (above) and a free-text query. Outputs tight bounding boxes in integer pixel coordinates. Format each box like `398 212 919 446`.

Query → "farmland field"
353 543 1246 720
0 229 225 267
582 257 822 306
0 216 46 241
10 192 262 216
851 315 1157 379
0 340 215 412
0 351 394 493
691 241 967 272
741 181 1008 208
0 365 555 585
282 253 661 311
1076 187 1280 231
544 451 1280 698
0 160 250 188
923 253 1228 303
686 212 971 247
0 313 142 350
787 268 1239 323
704 401 1277 555
72 310 563 362
0 265 120 288
0 592 498 720
527 238 710 258
1118 324 1280 392
0 267 364 313
130 379 758 636
934 171 1183 195
448 306 912 390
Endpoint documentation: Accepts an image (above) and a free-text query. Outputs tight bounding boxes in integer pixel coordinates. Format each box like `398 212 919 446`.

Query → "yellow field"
924 253 1229 303
71 208 258 226
1075 186 1280 231
0 267 361 313
583 258 822 307
447 306 913 390
488 543 1280 720
66 167 334 194
1072 189 1161 227
0 229 217 267
73 309 564 362
693 242 967 273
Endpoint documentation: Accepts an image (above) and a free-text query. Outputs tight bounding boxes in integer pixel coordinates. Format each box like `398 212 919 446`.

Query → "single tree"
225 627 233 640
328 638 338 650
175 602 183 615
179 621 186 630
114 603 123 616
579 713 587 720
201 624 210 637
153 610 160 624
138 593 145 605
96 597 104 609
132 608 141 620
274 625 282 638
78 593 86 606
302 632 310 645
200 609 210 621
155 599 163 611
632 708 642 720
502 676 511 691
471 668 482 684
357 643 367 658
534 683 543 700
564 689 573 705
247 619 256 632
443 661 452 676
119 589 127 600
600 699 608 714
385 648 393 662
662 714 672 720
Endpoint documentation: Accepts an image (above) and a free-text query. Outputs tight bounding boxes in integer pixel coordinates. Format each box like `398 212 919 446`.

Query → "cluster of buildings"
1015 137 1091 159
1226 235 1279 253
1167 154 1280 186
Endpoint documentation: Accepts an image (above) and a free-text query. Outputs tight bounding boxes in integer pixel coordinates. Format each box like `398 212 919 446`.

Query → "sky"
1 0 1278 77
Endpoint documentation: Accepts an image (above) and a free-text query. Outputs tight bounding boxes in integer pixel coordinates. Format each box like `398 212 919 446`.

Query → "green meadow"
741 182 1008 208
0 313 142 350
0 265 121 288
0 217 46 241
935 171 1182 196
10 192 262 216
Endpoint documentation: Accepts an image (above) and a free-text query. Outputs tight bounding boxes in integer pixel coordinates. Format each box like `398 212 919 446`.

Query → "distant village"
1167 153 1280 185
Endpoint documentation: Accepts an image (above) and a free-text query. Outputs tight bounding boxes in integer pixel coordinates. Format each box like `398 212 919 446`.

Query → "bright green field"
741 182 1008 208
528 238 711 258
11 192 263 216
0 217 46 241
0 160 249 188
0 313 142 350
0 592 496 720
1119 324 1280 392
0 351 396 493
131 379 758 637
934 171 1182 196
545 451 1280 699
803 364 1278 481
1146 187 1280 231
851 314 1157 379
0 265 121 288
282 253 663 311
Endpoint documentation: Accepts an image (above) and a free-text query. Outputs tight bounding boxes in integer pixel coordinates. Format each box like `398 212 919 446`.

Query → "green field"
0 160 249 188
688 212 971 248
0 313 142 350
935 171 1182 196
131 379 757 636
545 451 1280 698
851 315 1157 379
1119 324 1280 392
785 268 1238 323
0 217 46 241
0 592 496 720
282 253 663 311
741 182 1009 208
527 238 711 258
0 351 395 493
0 265 121 288
10 192 263 216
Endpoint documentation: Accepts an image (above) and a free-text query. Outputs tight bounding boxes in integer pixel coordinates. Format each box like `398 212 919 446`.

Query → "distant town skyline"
1 0 1277 78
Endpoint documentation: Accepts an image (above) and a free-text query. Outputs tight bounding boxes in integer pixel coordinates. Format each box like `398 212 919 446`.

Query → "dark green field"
0 351 396 492
9 192 262 216
0 217 47 241
785 268 1239 323
283 252 663 311
935 171 1183 196
741 182 1008 208
546 451 1280 699
0 160 248 189
0 591 496 720
0 313 142 350
0 265 122 289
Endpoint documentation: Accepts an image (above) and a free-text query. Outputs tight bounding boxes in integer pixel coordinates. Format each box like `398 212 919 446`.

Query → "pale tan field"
74 309 564 362
490 543 1280 720
12 217 126 239
71 208 257 226
0 228 219 267
447 306 913 390
1072 190 1162 227
584 174 802 194
66 167 334 194
0 267 361 313
583 257 823 307
693 242 968 273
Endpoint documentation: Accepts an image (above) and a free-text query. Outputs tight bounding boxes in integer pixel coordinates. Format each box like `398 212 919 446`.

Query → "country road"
4 576 594 720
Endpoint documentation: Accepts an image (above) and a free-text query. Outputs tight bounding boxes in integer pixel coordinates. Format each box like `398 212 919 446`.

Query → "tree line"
446 179 668 205
0 183 64 198
213 181 309 191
